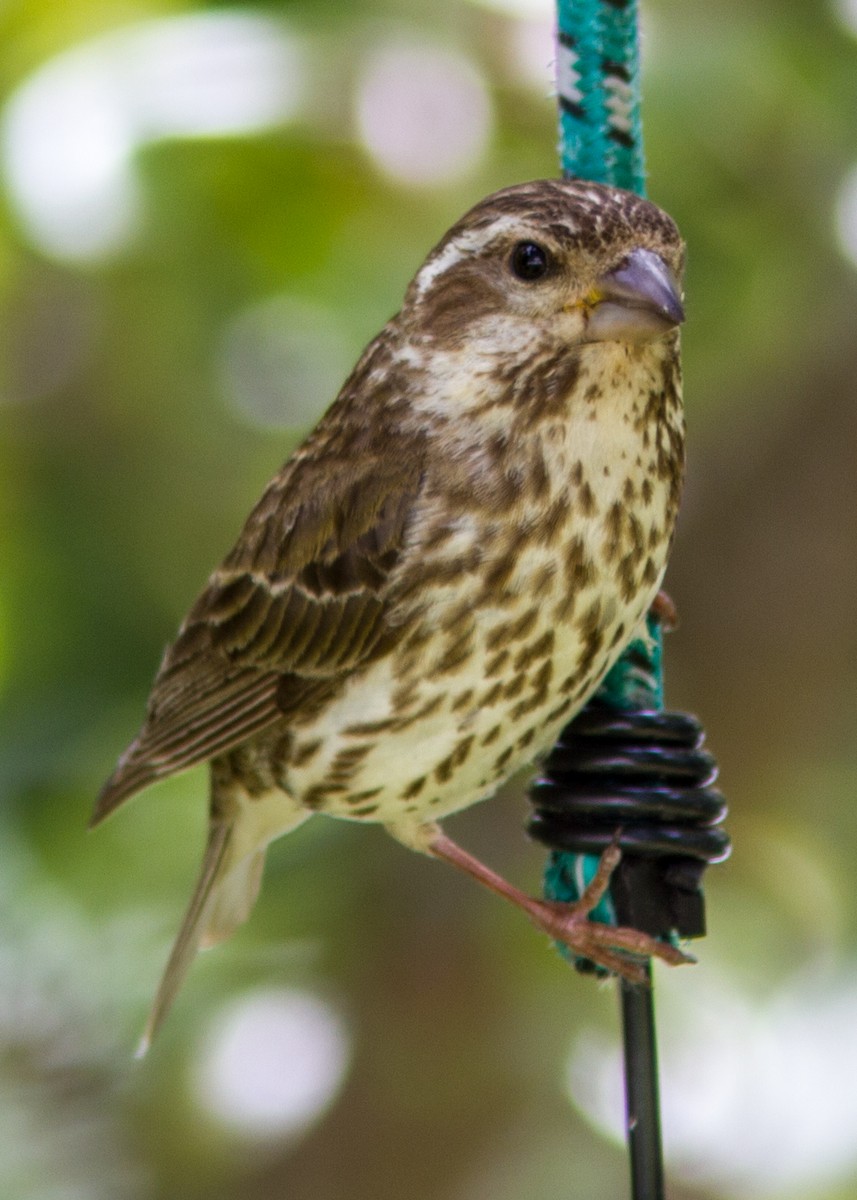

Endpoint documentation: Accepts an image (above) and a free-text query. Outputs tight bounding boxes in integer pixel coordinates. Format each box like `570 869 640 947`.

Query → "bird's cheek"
554 307 589 345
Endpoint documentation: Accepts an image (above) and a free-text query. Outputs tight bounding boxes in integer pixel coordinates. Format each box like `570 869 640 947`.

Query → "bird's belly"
269 340 683 831
282 542 665 828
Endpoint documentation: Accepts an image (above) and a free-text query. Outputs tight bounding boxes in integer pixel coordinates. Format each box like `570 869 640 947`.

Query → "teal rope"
599 0 646 194
556 0 646 195
556 0 610 184
547 0 657 928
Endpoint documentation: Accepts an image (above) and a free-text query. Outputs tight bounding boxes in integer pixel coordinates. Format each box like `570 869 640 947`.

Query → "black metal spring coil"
528 700 730 943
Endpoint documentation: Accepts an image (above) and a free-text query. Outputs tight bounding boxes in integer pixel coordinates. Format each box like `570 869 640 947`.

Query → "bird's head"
403 179 685 354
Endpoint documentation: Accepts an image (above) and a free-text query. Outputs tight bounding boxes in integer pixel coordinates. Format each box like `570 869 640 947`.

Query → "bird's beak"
574 248 685 345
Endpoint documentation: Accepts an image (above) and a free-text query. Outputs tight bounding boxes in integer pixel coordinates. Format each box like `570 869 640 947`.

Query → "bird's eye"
510 241 551 282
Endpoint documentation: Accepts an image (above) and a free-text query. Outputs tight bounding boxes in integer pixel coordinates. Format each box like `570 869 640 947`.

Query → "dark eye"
510 241 551 282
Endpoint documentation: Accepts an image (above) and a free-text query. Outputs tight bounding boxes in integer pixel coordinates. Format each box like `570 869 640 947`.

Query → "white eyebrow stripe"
412 214 527 297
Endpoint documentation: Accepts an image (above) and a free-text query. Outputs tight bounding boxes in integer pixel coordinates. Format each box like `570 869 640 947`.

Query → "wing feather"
94 437 424 824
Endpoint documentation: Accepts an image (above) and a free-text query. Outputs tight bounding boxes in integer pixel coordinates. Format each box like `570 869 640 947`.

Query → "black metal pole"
621 970 664 1200
529 699 728 1199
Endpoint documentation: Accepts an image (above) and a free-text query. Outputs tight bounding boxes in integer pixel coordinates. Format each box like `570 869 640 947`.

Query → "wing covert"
93 449 424 822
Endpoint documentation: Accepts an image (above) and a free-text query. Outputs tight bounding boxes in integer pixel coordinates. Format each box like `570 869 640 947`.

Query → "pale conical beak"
583 248 685 344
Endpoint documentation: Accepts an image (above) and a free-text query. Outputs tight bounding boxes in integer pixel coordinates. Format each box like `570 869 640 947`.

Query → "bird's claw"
649 588 678 630
530 899 695 983
525 838 695 982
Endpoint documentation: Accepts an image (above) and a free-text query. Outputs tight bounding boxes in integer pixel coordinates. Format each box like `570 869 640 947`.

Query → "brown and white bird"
95 179 690 1048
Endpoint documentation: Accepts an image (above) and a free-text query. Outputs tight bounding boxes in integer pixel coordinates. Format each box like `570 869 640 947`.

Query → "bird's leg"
649 588 678 630
424 829 693 983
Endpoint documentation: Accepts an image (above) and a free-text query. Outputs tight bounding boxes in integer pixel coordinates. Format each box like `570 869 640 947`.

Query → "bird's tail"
137 820 266 1056
137 788 308 1054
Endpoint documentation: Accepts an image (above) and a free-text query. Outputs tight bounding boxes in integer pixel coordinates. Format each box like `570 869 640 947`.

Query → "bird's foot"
523 898 693 983
520 839 693 981
423 830 694 983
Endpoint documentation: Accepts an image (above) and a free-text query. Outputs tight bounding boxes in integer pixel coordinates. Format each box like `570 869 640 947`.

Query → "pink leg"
426 831 693 983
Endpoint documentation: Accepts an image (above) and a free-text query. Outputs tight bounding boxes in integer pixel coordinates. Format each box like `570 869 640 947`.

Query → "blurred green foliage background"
2 1 857 1197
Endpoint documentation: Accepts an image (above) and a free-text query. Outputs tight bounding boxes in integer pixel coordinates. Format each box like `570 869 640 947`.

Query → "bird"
94 178 691 1049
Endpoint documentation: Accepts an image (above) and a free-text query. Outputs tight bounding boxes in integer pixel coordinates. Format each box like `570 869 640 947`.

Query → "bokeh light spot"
218 296 354 431
125 12 305 140
194 988 350 1140
507 15 555 91
1 44 140 262
833 0 857 37
0 12 305 263
355 41 492 186
567 966 857 1198
834 164 857 269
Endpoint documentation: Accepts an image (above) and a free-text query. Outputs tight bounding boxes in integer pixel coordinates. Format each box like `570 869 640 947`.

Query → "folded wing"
93 441 424 823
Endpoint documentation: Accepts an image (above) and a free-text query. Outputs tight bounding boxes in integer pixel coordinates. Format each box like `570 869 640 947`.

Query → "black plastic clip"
528 703 730 940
